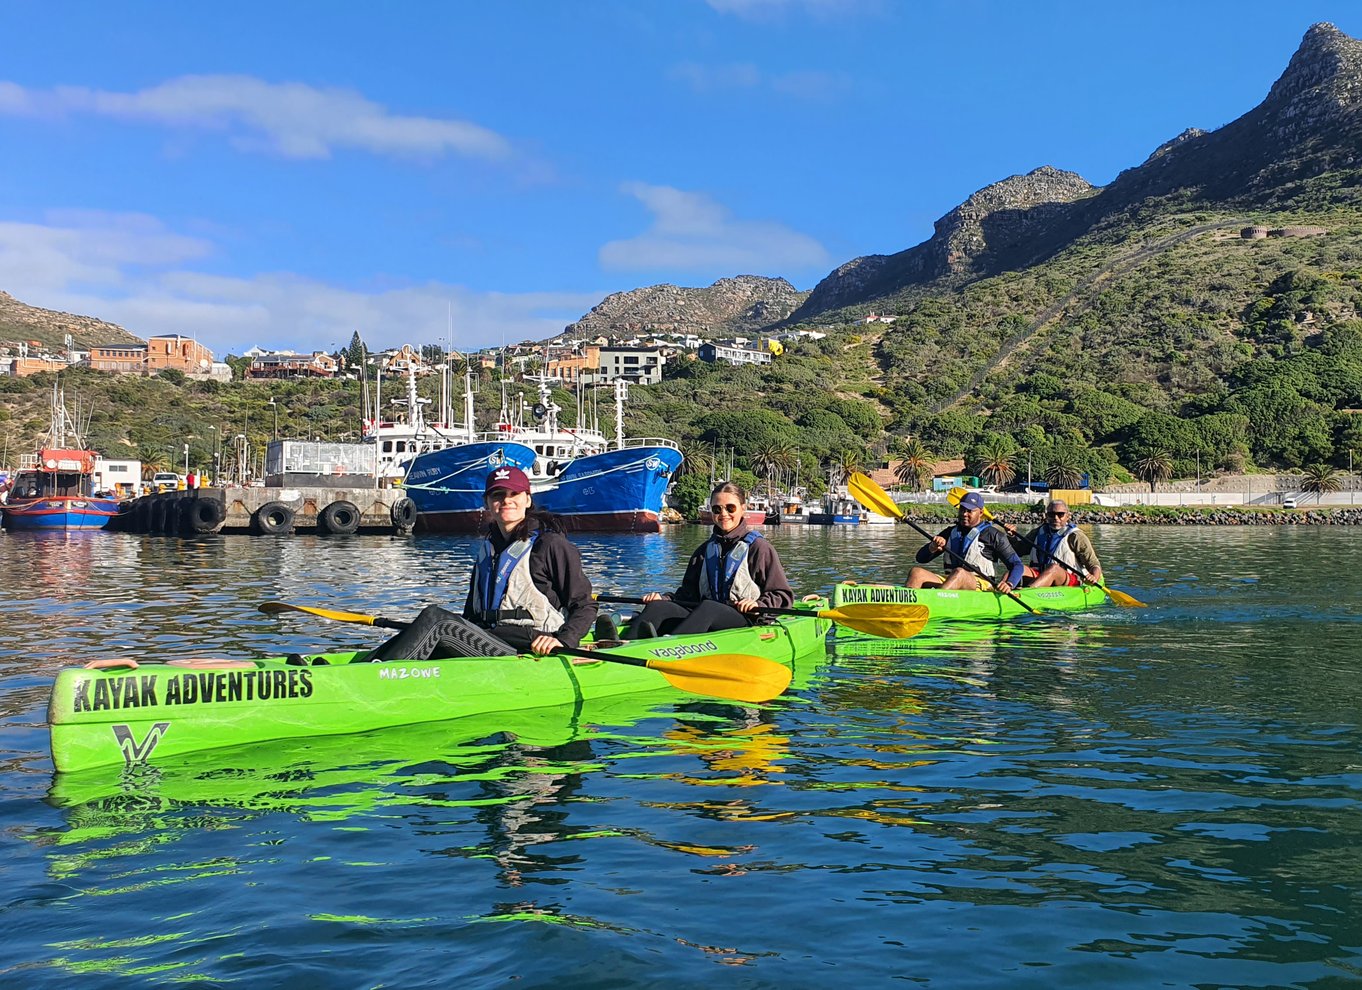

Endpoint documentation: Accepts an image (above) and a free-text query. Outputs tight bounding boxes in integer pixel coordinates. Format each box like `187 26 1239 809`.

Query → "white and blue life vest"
470 533 564 633
700 531 764 603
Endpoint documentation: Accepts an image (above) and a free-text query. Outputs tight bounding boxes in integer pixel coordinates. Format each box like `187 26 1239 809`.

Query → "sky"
0 1 1358 358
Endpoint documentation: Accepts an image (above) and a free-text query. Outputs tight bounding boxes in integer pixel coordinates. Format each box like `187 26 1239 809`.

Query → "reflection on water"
2 526 1361 986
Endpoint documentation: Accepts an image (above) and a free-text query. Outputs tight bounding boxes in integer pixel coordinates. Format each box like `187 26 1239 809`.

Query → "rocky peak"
0 290 144 350
1263 22 1362 121
561 275 806 339
789 167 1094 321
931 166 1095 274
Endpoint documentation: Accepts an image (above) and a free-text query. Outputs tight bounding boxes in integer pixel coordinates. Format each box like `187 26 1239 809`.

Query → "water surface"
1 525 1358 987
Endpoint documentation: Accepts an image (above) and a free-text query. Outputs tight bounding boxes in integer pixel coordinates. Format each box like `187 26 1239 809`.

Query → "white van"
151 472 183 492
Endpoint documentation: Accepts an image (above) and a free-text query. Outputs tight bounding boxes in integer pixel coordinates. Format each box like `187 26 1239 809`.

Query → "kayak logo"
112 721 171 764
648 640 718 660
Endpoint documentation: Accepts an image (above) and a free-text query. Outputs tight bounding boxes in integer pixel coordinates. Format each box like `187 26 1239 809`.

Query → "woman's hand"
733 598 759 614
530 634 563 656
641 591 663 602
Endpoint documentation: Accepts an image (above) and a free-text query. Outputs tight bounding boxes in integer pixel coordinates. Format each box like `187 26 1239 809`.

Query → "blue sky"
0 1 1356 357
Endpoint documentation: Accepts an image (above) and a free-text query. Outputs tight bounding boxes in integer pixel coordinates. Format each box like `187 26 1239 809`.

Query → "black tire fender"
318 500 361 535
390 496 417 530
149 496 168 534
186 496 226 534
253 501 295 535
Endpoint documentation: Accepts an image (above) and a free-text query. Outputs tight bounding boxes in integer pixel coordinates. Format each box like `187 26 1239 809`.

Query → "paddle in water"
593 595 930 640
945 486 1146 608
847 472 1042 615
257 601 793 704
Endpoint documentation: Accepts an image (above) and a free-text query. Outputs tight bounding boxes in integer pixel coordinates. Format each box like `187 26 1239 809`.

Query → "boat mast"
614 379 628 450
463 365 476 443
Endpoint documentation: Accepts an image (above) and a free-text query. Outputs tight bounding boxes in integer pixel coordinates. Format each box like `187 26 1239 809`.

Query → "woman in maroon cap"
625 480 793 638
365 465 597 660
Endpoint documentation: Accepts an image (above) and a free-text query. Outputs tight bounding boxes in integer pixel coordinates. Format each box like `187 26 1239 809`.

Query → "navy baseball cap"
958 491 986 511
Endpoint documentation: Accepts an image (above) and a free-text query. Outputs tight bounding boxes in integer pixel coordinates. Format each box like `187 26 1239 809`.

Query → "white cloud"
669 61 763 93
706 0 877 21
0 75 511 162
599 182 829 273
0 211 595 354
670 61 851 101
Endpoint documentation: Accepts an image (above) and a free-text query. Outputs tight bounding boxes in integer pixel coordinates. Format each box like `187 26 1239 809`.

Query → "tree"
1132 448 1173 493
1300 463 1341 503
827 447 866 487
894 437 935 490
1045 442 1086 490
345 331 368 370
973 434 1017 487
676 440 715 480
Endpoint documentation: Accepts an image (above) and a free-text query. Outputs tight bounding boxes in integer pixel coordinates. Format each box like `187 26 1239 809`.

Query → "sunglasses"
710 503 743 514
1047 511 1068 518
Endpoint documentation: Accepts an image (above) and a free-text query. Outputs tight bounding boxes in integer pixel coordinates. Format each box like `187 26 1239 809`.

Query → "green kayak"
48 603 831 774
833 581 1106 623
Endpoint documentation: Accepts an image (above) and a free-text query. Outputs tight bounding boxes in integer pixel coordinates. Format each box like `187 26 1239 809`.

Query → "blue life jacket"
704 531 763 602
1034 523 1077 567
473 532 538 621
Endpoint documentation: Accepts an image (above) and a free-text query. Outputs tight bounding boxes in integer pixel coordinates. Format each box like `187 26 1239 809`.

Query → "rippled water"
1 525 1359 987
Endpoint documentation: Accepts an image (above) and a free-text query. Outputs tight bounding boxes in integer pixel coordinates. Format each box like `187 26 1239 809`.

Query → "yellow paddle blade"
259 601 379 626
1102 585 1148 608
818 603 930 639
848 471 904 519
644 654 793 704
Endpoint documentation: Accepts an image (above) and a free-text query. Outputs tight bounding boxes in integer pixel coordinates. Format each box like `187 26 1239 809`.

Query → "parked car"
151 471 183 492
1282 495 1298 509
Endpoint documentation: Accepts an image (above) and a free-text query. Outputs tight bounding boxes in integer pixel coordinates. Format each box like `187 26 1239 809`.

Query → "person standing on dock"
365 466 597 660
1003 499 1104 588
904 491 1024 593
626 481 793 638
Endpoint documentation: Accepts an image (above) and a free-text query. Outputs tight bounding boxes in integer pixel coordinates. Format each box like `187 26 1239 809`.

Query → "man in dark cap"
904 490 1024 592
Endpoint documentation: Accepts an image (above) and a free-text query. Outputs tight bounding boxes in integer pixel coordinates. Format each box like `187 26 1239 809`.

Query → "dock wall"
109 487 418 536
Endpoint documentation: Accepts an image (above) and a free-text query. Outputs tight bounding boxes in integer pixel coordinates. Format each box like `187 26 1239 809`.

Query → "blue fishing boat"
400 438 537 533
403 378 681 533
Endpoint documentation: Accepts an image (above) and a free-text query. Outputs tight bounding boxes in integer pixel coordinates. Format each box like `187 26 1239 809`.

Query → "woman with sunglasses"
627 480 793 638
364 466 597 660
1004 498 1104 588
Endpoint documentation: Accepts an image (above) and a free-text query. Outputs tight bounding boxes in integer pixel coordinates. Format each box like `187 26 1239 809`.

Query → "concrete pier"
109 486 417 535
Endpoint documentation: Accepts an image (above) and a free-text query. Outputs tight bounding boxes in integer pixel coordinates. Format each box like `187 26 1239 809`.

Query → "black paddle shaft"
899 516 1039 614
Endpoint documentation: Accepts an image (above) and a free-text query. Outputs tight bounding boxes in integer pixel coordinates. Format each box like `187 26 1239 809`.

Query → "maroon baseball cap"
485 465 531 495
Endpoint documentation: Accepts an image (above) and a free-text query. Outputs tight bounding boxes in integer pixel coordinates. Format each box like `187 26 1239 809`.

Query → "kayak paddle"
258 601 793 704
593 595 930 640
945 486 1146 608
847 472 1041 615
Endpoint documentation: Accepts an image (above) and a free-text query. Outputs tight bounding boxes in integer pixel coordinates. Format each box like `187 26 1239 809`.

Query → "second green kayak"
833 581 1106 622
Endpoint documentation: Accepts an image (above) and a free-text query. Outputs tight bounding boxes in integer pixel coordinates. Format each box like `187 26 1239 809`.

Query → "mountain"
0 291 144 351
559 275 806 340
789 22 1362 323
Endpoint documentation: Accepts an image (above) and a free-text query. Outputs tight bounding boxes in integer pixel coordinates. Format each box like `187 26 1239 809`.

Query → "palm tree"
751 442 796 495
894 438 934 491
1045 443 1085 490
975 435 1017 488
676 441 714 480
828 447 865 487
1132 448 1173 493
1300 463 1342 503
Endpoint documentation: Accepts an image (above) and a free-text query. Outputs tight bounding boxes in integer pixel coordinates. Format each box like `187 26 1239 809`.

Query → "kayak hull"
832 582 1106 623
48 605 830 773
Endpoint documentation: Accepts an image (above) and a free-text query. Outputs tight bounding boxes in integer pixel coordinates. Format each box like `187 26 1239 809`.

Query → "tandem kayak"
832 581 1106 623
47 602 831 773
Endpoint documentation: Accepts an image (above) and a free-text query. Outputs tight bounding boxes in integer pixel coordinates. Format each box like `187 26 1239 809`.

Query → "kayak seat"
594 615 619 642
